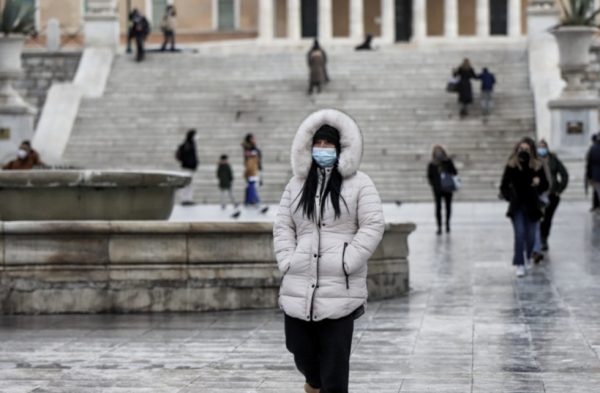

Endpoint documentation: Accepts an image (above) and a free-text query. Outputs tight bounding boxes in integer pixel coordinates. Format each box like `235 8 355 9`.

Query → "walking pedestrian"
585 132 600 212
126 9 139 54
175 129 199 206
478 67 496 116
160 5 176 52
216 154 237 209
273 109 385 393
586 132 600 212
2 141 44 170
427 145 458 235
307 40 328 94
537 140 569 251
131 11 150 62
242 134 262 207
500 137 549 277
453 58 477 117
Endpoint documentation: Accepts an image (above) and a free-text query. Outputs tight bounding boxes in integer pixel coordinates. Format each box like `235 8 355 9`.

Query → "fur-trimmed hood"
291 109 363 179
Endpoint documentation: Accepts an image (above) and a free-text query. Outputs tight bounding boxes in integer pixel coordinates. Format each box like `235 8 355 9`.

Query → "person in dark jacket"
2 141 45 170
176 129 199 205
454 58 477 117
500 137 549 277
126 9 139 53
355 34 373 50
586 133 600 211
131 11 150 62
537 140 569 251
478 67 496 116
216 154 237 209
427 145 458 235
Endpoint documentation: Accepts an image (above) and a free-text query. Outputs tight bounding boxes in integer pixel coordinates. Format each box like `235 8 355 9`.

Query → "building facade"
26 0 528 42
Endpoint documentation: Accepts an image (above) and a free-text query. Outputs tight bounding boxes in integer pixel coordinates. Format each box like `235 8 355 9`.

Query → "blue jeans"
511 208 538 266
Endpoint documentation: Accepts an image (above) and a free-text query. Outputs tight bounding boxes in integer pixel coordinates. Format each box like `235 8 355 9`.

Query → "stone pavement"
1 202 600 392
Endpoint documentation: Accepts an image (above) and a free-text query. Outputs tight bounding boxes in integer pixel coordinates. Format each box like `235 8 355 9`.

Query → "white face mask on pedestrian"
312 147 337 168
17 149 28 160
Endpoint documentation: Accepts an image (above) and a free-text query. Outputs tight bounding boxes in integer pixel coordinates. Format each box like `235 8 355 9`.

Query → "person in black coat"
500 137 549 277
176 129 199 205
586 133 600 211
427 145 458 235
454 58 477 117
131 11 150 62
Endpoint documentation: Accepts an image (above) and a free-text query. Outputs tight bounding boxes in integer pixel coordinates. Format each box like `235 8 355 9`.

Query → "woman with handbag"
500 137 549 277
427 145 458 235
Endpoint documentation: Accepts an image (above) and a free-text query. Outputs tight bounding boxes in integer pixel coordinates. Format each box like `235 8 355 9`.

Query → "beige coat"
308 50 326 84
273 109 385 322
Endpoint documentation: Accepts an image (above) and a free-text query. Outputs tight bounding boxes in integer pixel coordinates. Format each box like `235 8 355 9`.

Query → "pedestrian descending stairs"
63 43 557 204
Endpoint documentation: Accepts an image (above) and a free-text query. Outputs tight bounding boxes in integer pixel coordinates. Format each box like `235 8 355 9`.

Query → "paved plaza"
1 202 600 392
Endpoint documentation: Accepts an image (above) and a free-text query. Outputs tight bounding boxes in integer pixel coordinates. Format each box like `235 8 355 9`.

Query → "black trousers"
434 191 453 229
593 189 599 209
540 193 560 243
161 30 175 51
135 35 145 61
284 313 354 393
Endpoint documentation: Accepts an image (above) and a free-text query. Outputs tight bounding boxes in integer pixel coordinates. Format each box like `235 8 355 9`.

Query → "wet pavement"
1 202 600 392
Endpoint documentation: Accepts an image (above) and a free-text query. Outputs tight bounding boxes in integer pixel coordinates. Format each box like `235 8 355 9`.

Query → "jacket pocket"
342 242 349 289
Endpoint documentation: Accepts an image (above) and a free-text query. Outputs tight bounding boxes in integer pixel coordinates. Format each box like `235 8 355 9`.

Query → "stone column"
444 0 458 38
84 0 120 51
319 0 333 41
381 0 396 43
412 0 427 41
259 0 274 42
508 0 522 37
287 0 301 40
350 0 364 41
476 0 490 37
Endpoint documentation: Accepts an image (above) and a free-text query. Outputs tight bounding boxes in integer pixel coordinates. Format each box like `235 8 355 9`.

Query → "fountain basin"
0 170 190 220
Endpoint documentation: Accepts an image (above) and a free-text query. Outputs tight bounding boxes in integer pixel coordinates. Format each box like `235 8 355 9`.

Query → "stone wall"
0 221 415 314
14 51 82 125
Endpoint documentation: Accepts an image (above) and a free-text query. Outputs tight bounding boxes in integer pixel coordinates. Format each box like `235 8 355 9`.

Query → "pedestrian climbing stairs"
63 43 551 203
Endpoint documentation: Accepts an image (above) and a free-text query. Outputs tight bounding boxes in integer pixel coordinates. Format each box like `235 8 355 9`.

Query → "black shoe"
231 210 241 219
436 228 442 235
181 200 195 206
446 226 450 233
532 252 544 264
260 206 269 214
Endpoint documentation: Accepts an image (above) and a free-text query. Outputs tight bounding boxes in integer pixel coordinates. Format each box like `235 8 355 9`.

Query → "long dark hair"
295 161 347 221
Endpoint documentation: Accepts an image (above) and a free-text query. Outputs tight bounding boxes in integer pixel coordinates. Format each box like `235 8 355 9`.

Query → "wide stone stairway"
64 44 541 203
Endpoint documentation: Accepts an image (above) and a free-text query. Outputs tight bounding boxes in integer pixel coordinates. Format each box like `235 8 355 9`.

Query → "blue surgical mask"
312 147 337 168
537 147 548 157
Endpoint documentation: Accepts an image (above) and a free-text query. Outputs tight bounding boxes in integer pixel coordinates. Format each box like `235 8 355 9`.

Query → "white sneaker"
524 258 533 271
516 266 526 277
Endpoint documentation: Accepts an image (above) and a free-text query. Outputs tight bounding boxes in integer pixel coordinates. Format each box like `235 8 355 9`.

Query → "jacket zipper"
309 169 328 320
342 242 349 289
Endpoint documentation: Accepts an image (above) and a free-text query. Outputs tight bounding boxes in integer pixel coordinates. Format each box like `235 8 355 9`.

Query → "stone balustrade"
0 221 415 314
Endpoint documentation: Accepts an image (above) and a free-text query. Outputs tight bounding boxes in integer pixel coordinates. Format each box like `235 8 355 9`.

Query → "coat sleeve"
448 159 458 175
555 156 569 194
537 166 549 194
500 166 512 201
273 181 297 275
344 176 385 275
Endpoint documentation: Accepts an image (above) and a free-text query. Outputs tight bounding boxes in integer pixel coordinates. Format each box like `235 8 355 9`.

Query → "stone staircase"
64 44 547 203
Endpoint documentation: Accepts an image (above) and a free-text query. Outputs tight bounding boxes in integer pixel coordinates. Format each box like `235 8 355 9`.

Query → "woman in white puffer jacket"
273 109 385 393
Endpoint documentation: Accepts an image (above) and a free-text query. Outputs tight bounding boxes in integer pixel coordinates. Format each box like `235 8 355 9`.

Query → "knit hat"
313 125 341 153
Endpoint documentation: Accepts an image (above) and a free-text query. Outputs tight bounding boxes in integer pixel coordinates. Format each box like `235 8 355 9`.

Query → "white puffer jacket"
273 109 385 322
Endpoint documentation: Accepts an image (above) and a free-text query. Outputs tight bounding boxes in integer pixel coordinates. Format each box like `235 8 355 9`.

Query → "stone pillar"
46 19 61 52
319 0 333 41
84 0 120 51
476 0 490 37
259 0 274 42
350 0 364 41
444 0 458 38
381 0 396 44
287 0 301 40
508 0 522 37
413 0 427 41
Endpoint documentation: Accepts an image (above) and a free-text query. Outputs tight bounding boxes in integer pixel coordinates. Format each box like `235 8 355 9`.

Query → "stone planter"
0 36 33 110
552 26 599 92
0 170 191 220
